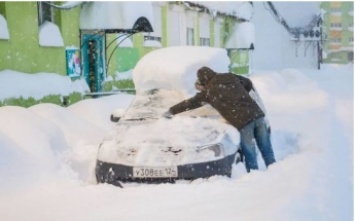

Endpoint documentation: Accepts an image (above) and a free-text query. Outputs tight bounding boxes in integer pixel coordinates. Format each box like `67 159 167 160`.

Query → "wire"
264 2 321 38
263 2 293 37
106 33 132 50
106 33 134 73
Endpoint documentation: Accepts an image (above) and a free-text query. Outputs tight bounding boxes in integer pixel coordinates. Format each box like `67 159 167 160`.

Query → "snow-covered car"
95 46 241 186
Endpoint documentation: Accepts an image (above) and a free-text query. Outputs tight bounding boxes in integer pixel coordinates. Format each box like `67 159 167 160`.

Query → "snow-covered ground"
0 61 352 221
0 0 353 219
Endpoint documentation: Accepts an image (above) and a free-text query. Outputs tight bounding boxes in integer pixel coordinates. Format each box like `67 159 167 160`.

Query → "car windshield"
121 89 184 121
121 88 222 121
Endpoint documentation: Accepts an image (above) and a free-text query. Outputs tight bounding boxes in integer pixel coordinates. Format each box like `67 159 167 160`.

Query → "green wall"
0 1 251 85
0 2 80 75
106 33 119 76
210 19 215 47
116 48 140 72
60 4 80 47
161 5 168 47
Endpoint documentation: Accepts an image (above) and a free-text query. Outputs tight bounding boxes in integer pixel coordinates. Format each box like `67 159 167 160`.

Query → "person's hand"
162 111 173 119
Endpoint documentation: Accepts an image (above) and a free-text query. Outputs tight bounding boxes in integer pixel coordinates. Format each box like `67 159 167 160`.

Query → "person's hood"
197 67 216 86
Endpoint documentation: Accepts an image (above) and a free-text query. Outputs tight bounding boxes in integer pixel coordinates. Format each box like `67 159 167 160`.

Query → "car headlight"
196 143 224 157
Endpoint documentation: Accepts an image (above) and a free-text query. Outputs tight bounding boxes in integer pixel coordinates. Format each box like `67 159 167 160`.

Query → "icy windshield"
121 89 185 121
121 89 222 121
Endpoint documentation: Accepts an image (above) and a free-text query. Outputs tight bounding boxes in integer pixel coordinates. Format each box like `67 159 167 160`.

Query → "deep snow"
0 1 353 220
0 63 352 221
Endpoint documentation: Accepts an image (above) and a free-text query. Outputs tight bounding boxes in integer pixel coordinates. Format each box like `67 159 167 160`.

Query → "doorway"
81 33 106 93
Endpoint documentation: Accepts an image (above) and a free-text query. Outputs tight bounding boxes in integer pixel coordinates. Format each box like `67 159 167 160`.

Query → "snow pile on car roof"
132 46 230 96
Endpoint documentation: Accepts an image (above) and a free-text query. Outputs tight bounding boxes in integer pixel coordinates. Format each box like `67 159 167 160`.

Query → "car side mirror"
110 114 120 122
110 108 125 123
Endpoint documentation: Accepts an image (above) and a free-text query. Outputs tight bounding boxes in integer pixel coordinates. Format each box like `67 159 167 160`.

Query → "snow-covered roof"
79 2 154 32
225 22 255 49
273 2 320 29
186 1 253 21
42 1 83 10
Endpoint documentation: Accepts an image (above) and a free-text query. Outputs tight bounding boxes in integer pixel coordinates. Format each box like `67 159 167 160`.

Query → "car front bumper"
96 152 237 187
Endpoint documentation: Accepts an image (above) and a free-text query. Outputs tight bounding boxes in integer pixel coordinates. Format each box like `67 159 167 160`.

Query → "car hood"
97 89 240 166
98 117 239 167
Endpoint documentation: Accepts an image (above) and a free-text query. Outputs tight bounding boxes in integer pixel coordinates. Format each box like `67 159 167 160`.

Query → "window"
331 7 341 13
200 37 210 46
144 35 161 42
37 2 64 47
330 2 341 7
37 2 54 26
330 23 342 28
350 37 354 43
144 35 162 47
331 38 341 43
187 28 194 45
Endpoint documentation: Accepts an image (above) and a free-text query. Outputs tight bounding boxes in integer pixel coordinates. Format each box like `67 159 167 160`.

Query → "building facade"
321 1 354 64
252 2 322 70
0 1 253 94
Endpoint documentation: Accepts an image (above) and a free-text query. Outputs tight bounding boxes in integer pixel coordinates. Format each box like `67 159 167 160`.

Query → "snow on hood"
111 47 236 166
79 2 154 30
132 46 230 96
97 89 240 166
98 116 239 166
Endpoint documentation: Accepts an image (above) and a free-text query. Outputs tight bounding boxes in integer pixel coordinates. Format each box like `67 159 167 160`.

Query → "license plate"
133 166 178 178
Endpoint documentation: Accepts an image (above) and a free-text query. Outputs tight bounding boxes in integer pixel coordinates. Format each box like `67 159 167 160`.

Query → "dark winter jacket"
169 67 265 130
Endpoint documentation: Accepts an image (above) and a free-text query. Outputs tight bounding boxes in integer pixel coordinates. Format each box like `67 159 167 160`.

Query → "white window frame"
200 37 210 46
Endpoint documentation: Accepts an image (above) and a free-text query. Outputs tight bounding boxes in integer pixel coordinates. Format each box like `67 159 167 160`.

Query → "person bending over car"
163 66 276 172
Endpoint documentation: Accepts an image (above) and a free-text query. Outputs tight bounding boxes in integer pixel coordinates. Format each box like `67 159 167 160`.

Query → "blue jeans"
240 117 276 172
